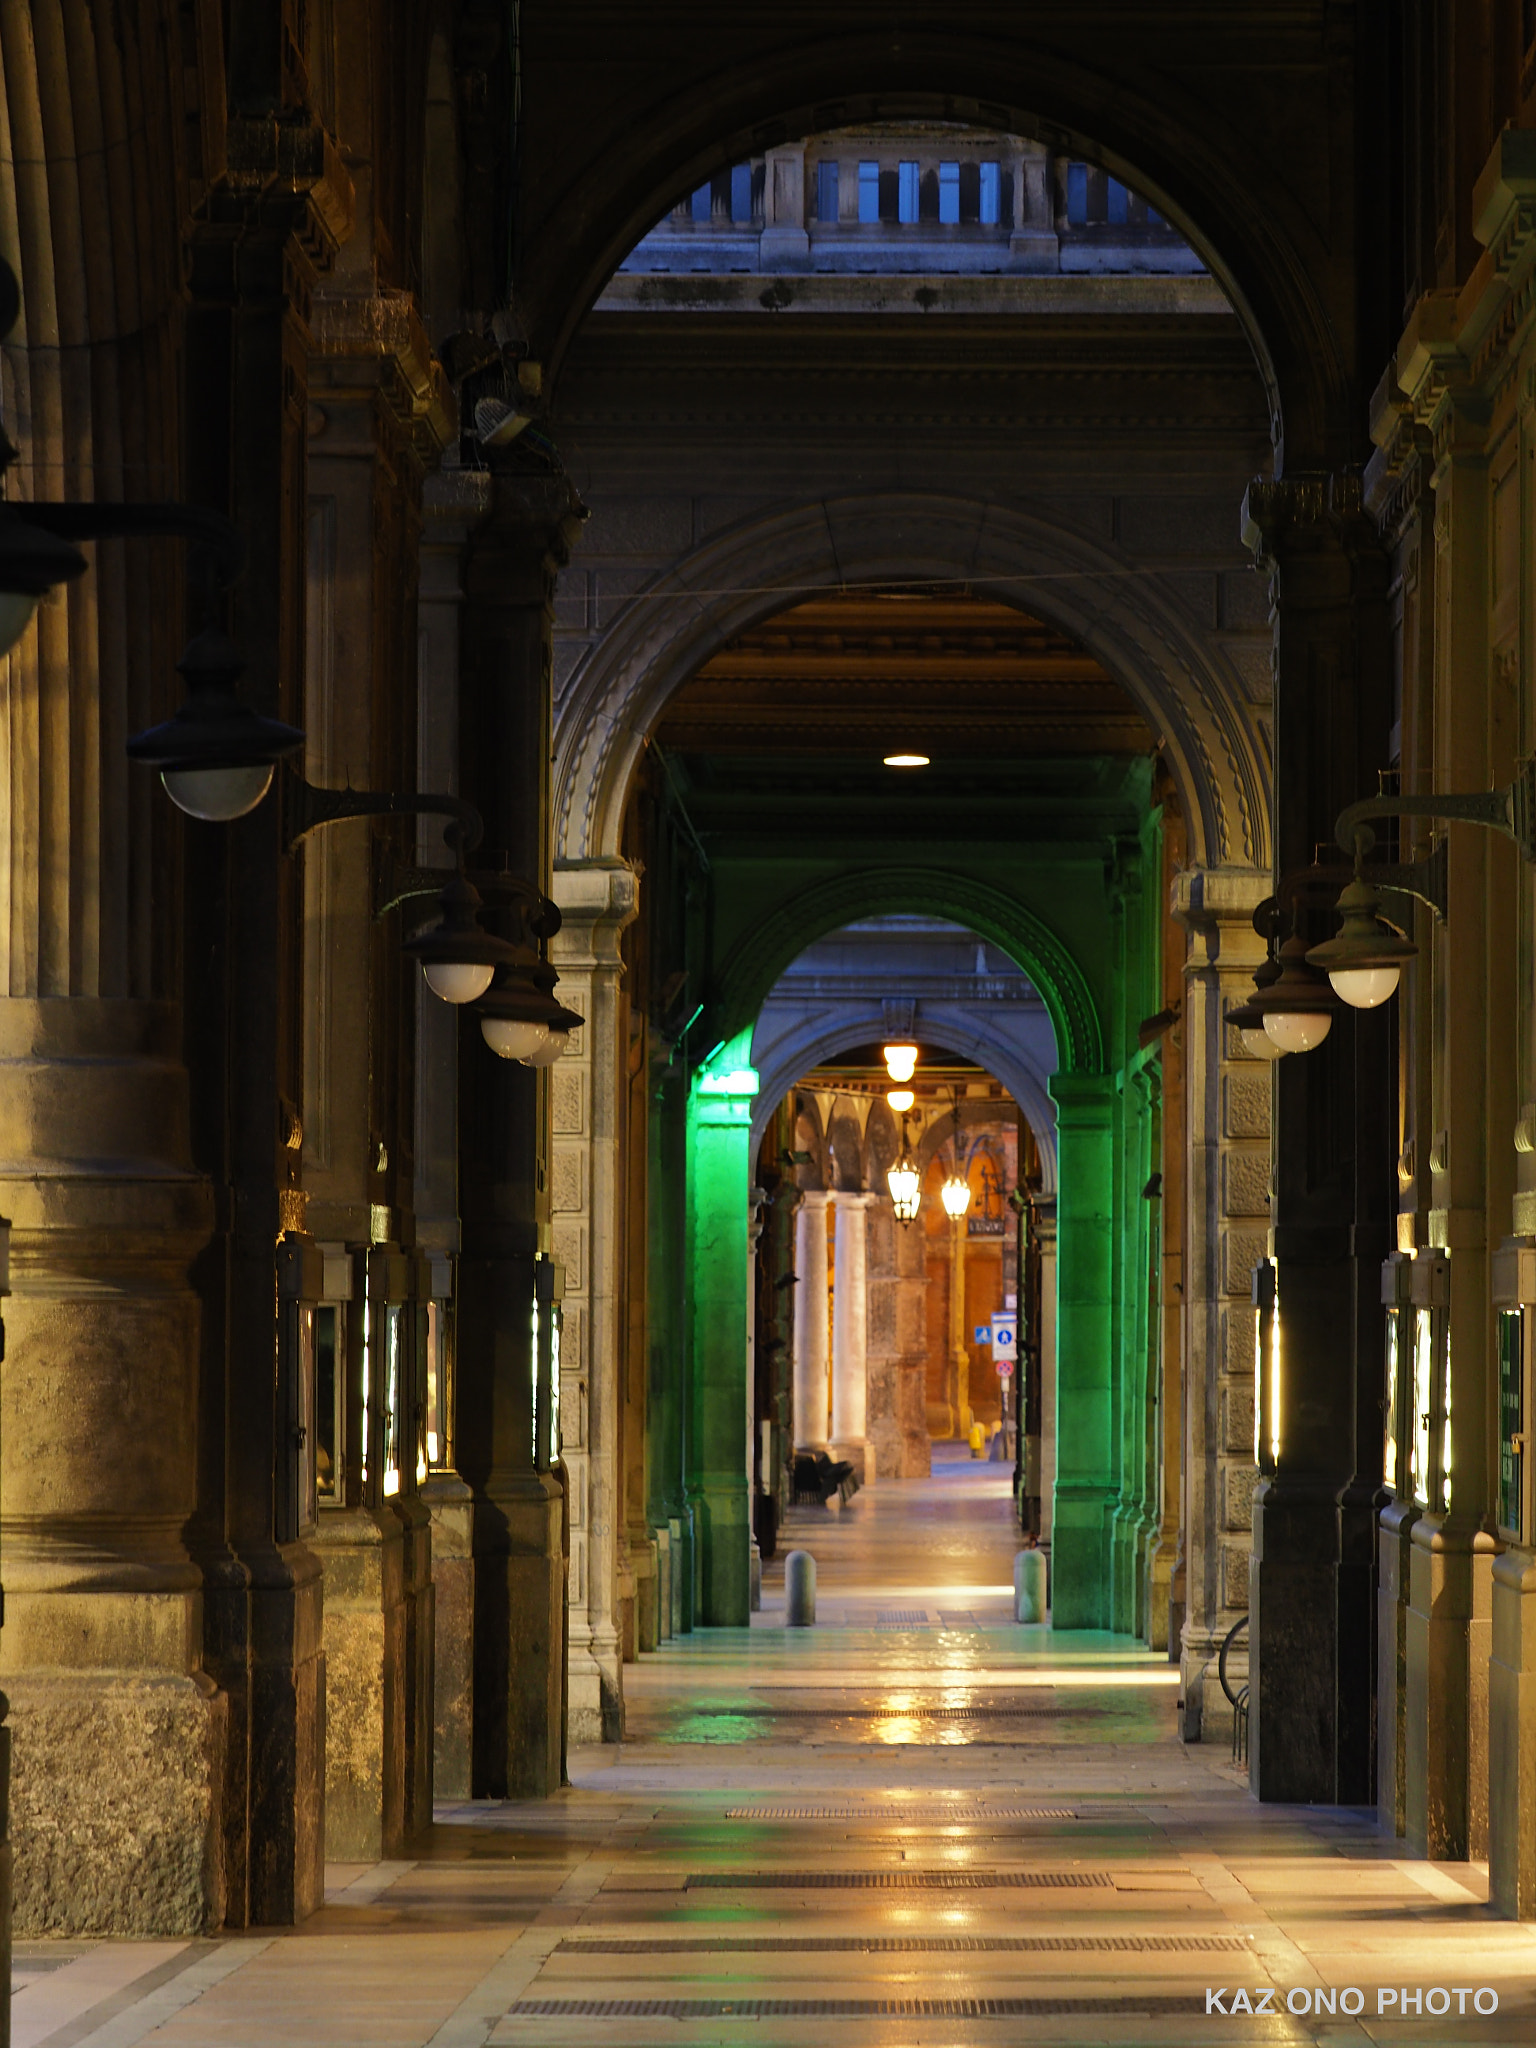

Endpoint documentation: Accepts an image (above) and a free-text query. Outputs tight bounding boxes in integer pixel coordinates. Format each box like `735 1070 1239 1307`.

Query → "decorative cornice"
310 292 454 452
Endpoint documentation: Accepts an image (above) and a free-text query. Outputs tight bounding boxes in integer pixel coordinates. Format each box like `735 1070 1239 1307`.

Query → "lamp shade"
887 1154 921 1224
478 964 583 1060
1253 934 1344 1054
402 873 522 1003
883 1043 918 1084
0 510 87 657
1305 874 1416 1009
127 628 305 820
1226 955 1285 1062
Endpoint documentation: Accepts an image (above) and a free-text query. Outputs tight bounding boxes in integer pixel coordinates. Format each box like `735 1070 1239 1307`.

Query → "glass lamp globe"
161 762 275 822
941 1173 973 1220
1328 963 1400 1009
883 1043 918 1084
426 960 497 1005
886 1087 915 1113
526 1028 570 1068
1263 1009 1333 1054
482 1015 551 1060
887 1157 921 1224
1240 1024 1286 1062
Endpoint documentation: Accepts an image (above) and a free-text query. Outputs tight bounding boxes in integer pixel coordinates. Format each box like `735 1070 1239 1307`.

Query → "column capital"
551 858 640 968
798 1187 831 1211
1047 1071 1115 1123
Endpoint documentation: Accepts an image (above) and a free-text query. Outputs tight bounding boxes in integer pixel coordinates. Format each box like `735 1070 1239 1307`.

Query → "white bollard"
1014 1547 1047 1623
785 1549 817 1627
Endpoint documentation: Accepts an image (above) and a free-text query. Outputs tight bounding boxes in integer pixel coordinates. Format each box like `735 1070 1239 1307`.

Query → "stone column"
303 282 450 1859
456 471 585 1797
865 1194 931 1479
1171 867 1270 1733
686 1034 759 1624
793 1191 831 1446
550 858 640 1743
1394 343 1497 1861
946 1209 973 1440
760 144 810 268
1241 475 1394 1802
1048 1073 1117 1626
415 469 491 1799
1038 1206 1059 1544
647 1050 691 1632
1009 145 1059 270
830 1192 872 1474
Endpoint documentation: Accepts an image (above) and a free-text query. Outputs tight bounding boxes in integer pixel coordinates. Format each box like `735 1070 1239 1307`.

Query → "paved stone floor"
16 1445 1536 2045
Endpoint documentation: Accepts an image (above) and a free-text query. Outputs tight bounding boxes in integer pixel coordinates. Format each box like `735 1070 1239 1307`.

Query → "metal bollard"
1014 1547 1047 1623
785 1549 817 1627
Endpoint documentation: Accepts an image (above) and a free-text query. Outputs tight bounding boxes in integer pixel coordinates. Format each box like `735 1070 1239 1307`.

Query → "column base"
654 1522 673 1640
1250 1482 1338 1802
1051 1484 1113 1628
633 1536 660 1653
827 1439 866 1486
312 1502 432 1860
670 1513 693 1634
471 1475 565 1798
1145 1531 1178 1653
1405 1514 1494 1860
425 1476 475 1801
691 1479 750 1626
1376 1499 1418 1833
10 1672 226 1934
568 1626 623 1744
1490 1548 1536 1915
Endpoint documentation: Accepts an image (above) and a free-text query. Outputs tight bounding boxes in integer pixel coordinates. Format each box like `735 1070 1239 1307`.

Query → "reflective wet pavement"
16 1447 1536 2045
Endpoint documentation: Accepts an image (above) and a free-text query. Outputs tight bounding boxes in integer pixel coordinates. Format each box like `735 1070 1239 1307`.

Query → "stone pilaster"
456 471 585 1797
1171 867 1270 1735
1394 296 1498 1861
686 1037 759 1624
415 469 491 1800
830 1190 873 1477
865 1194 930 1479
550 857 640 1743
1049 1072 1117 1627
793 1191 831 1447
303 280 450 1860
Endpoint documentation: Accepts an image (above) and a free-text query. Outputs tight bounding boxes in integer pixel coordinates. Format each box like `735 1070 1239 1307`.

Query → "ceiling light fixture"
883 1043 919 1083
886 1087 915 1113
884 753 930 768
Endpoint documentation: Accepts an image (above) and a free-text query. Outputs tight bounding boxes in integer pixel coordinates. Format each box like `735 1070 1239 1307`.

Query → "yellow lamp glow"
941 1173 972 1220
884 1043 919 1083
884 753 930 767
886 1087 915 1113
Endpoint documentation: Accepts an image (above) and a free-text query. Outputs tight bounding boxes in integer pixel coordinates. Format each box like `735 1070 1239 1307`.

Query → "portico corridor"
13 1456 1536 2046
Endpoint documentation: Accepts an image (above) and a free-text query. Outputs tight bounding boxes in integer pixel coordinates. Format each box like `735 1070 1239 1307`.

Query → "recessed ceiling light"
884 752 930 767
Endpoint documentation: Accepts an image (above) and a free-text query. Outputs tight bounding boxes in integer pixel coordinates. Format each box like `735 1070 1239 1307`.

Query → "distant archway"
554 495 1268 878
716 865 1101 1076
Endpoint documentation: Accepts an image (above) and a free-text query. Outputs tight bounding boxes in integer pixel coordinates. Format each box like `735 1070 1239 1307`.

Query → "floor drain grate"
684 1869 1115 1889
723 1805 1079 1821
510 1995 1205 2019
558 1934 1250 1954
937 1609 979 1626
875 1609 930 1626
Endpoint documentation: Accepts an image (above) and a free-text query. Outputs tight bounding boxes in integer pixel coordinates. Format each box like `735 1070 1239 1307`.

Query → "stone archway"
554 494 1269 881
514 45 1357 472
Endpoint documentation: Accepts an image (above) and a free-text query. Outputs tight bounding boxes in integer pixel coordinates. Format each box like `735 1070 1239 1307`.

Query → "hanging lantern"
887 1151 921 1225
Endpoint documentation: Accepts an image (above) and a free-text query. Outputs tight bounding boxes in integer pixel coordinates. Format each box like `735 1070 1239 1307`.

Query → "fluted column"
793 1191 830 1447
830 1192 872 1475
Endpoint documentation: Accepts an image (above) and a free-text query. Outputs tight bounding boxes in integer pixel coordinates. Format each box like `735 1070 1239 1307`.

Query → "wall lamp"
1302 761 1536 1000
1227 842 1446 1055
377 855 583 1060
